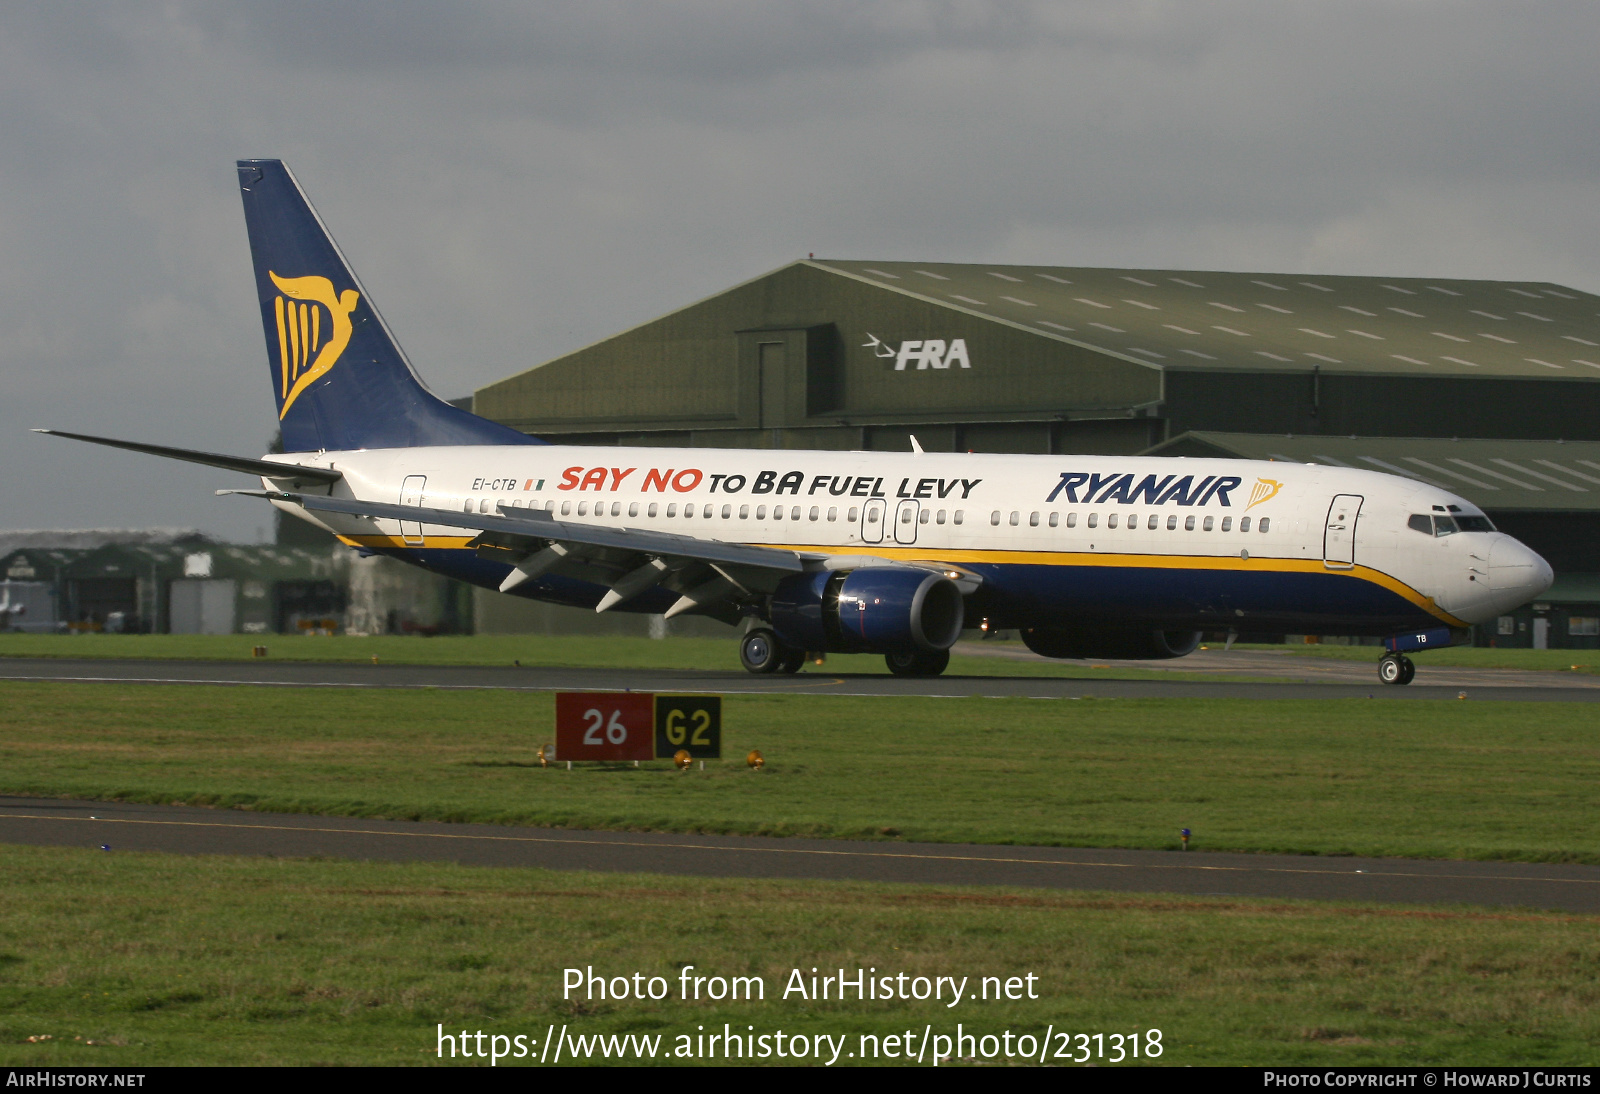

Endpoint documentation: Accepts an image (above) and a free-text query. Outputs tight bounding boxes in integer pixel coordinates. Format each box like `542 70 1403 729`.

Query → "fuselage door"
399 474 427 546
894 499 920 545
860 498 886 544
1323 493 1363 569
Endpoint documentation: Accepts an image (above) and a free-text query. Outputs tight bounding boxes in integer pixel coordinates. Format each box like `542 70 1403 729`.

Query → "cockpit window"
1410 513 1490 536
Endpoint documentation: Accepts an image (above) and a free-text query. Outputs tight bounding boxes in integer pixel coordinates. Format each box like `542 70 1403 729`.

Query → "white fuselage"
266 446 1553 634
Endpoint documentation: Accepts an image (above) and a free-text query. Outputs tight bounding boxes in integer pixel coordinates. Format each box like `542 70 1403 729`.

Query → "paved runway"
4 795 1597 913
2 656 1598 702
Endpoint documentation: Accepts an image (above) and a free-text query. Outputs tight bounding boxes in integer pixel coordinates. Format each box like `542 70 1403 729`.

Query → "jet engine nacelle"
1020 625 1203 661
770 568 965 653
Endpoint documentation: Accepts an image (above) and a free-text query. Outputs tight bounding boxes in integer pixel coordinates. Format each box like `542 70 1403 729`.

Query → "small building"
0 548 88 632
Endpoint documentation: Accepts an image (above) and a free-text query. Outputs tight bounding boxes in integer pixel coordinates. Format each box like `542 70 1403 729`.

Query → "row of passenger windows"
458 495 1269 533
463 497 970 524
990 510 1270 533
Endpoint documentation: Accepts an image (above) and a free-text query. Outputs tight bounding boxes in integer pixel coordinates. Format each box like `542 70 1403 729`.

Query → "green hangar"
473 261 1600 648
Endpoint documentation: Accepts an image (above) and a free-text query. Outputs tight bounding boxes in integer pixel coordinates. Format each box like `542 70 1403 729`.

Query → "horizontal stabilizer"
35 429 343 484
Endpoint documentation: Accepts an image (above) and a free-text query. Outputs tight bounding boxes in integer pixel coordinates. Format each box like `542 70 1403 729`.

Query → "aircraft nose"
1489 537 1553 596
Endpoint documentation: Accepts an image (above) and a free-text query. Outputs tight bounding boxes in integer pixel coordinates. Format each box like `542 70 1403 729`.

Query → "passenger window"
666 503 677 517
1184 515 1195 531
577 501 588 516
757 505 768 519
1240 516 1251 532
1029 512 1039 527
1009 512 1020 526
1088 513 1098 528
1407 514 1432 535
560 501 572 516
774 506 784 520
791 506 801 520
1167 515 1178 531
810 506 820 521
991 511 1001 526
628 502 639 517
1065 513 1077 528
953 510 964 525
647 503 658 518
1221 516 1232 531
935 510 946 525
545 500 555 512
1049 513 1059 528
1107 514 1119 529
479 499 490 514
463 498 474 512
1148 514 1159 530
1259 517 1270 533
740 505 750 519
827 507 837 521
721 505 732 519
704 505 715 518
919 509 929 524
684 504 694 518
848 507 858 522
1203 515 1213 531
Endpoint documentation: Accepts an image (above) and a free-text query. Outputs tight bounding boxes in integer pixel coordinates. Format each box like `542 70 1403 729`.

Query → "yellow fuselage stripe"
340 532 1464 627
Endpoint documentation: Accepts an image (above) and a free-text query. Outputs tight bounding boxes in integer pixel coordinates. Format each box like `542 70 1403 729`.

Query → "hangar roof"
1143 432 1600 511
824 261 1600 381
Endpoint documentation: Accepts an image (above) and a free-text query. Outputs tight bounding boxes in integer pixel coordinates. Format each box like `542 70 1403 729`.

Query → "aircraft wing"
234 489 807 622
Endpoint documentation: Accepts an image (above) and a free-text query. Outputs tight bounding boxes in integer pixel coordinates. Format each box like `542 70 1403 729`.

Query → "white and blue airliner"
39 161 1554 684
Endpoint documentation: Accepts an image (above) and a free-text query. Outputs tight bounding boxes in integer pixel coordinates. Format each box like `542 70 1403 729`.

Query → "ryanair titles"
1047 472 1244 507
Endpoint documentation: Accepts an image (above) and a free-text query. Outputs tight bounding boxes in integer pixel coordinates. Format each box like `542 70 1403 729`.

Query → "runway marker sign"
554 692 721 762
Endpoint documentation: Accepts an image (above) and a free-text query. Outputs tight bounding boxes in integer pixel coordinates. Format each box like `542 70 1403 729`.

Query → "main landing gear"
1378 653 1415 686
884 649 950 677
740 629 805 675
739 629 952 677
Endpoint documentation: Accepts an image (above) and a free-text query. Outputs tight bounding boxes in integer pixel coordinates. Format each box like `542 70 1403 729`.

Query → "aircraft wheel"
777 649 806 674
740 629 784 674
885 648 951 677
1378 654 1410 686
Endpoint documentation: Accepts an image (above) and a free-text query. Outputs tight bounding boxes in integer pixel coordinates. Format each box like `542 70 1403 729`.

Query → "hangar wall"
473 260 1600 643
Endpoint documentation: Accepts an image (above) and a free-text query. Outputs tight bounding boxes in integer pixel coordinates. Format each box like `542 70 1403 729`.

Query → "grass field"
3 844 1599 1067
0 633 1258 681
4 631 1595 676
1229 642 1599 673
5 681 1599 862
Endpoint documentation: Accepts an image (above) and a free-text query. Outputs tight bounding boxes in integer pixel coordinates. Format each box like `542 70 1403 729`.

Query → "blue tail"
237 159 541 453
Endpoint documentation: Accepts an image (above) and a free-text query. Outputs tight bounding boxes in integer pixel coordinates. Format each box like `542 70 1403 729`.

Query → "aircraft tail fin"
236 159 540 452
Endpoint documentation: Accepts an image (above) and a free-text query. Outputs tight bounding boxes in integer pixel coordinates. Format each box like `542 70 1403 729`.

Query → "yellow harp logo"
270 271 360 419
1245 478 1283 510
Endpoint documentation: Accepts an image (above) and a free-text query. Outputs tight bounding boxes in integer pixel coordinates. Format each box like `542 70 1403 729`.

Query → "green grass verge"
5 682 1599 862
1 845 1597 1066
0 632 1261 681
1228 643 1600 674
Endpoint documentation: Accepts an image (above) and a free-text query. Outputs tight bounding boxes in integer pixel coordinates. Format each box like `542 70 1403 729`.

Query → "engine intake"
771 568 965 653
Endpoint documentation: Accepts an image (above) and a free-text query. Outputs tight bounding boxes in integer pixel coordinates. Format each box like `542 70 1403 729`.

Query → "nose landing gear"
1378 653 1415 686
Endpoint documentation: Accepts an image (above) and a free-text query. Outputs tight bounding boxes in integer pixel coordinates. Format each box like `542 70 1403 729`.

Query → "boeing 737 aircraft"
39 161 1555 684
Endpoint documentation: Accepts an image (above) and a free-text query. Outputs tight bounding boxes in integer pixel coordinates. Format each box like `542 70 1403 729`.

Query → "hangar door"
170 579 237 635
1323 494 1363 570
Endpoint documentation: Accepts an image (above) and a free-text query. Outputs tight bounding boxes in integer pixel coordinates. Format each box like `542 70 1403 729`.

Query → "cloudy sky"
5 1 1600 541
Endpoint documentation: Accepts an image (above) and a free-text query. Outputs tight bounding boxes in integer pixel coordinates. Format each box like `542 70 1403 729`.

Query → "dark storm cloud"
3 2 1599 539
